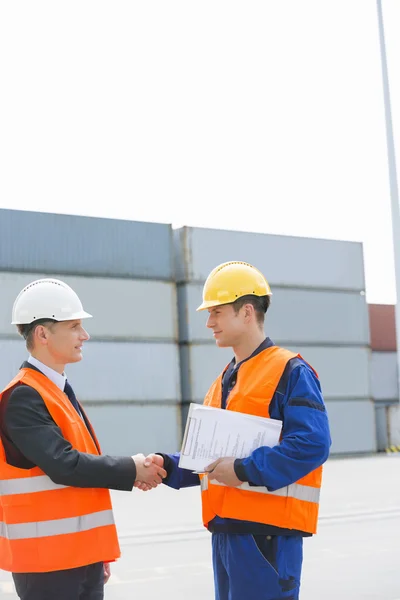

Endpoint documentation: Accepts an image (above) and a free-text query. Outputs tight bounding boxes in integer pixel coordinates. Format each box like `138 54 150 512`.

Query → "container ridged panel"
0 209 173 280
0 272 177 341
180 344 370 402
326 400 376 453
375 406 389 451
83 404 181 455
178 284 369 345
175 227 365 290
371 352 398 401
0 340 180 402
175 226 372 455
290 345 370 400
179 345 231 402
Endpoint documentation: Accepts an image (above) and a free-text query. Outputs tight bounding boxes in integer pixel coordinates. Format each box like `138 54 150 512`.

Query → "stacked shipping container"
175 226 375 454
0 210 379 455
0 209 181 455
369 304 399 450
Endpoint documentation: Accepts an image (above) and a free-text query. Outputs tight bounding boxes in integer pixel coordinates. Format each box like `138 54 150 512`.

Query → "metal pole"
376 0 400 398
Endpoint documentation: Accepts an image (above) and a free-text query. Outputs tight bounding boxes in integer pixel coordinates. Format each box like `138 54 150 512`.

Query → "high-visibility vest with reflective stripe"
0 368 120 573
200 346 323 535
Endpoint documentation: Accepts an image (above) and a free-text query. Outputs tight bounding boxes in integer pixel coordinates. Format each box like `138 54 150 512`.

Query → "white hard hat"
11 278 92 325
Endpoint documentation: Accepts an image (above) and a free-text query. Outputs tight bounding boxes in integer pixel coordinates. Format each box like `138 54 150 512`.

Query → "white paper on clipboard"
179 403 282 472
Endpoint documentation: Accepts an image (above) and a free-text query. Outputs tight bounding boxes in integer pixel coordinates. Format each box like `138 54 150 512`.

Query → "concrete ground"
1 454 399 599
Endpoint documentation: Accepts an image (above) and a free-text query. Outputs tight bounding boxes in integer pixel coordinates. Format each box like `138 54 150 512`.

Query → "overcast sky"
0 1 399 303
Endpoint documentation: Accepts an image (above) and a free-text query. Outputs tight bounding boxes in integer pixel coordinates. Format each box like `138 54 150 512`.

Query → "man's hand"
132 453 166 489
103 562 111 584
134 454 165 491
206 457 242 487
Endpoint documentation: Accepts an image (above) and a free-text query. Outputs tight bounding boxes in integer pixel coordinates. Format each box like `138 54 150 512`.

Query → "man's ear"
34 325 49 346
243 303 255 322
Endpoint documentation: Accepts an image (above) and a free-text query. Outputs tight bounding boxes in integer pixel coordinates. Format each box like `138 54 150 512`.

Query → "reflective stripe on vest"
201 476 320 504
0 509 114 540
0 475 68 497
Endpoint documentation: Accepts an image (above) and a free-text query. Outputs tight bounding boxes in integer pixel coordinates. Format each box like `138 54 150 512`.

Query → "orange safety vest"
200 346 323 534
0 368 120 573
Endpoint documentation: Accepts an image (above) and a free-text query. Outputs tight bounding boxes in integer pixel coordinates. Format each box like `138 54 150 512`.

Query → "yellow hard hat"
197 261 272 311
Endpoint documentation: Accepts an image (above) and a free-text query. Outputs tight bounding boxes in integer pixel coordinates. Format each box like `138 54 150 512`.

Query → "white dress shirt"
27 356 86 422
28 355 66 391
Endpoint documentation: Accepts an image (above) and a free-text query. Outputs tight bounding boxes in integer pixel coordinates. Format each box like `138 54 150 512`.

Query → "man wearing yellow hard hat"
144 261 331 599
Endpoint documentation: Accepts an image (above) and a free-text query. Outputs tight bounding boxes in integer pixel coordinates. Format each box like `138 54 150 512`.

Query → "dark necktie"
64 380 82 417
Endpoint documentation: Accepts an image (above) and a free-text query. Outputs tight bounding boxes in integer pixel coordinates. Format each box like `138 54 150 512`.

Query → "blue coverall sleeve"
235 362 331 491
162 452 200 489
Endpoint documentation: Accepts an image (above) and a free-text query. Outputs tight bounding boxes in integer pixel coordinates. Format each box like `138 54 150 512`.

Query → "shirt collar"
27 355 67 392
231 336 275 370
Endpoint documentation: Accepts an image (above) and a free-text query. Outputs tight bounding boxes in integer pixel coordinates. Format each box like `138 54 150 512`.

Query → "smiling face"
206 303 248 348
32 319 90 367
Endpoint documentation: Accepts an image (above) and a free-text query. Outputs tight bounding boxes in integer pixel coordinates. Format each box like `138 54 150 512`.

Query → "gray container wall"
0 206 180 455
181 400 377 455
0 216 374 456
370 352 398 401
375 405 390 451
0 209 173 280
326 400 376 453
79 404 180 455
180 344 370 402
66 342 180 402
0 272 178 341
174 227 365 290
175 226 373 455
178 284 369 345
0 339 181 454
292 345 370 400
371 351 398 451
0 340 180 402
180 387 377 455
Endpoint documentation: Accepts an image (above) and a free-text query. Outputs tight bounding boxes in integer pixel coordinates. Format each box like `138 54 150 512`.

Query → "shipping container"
181 398 376 456
375 404 390 451
0 209 173 280
83 403 181 455
0 340 181 402
174 227 365 290
0 272 178 341
368 304 397 351
180 344 370 402
178 284 369 345
326 399 376 454
370 352 398 401
291 345 370 400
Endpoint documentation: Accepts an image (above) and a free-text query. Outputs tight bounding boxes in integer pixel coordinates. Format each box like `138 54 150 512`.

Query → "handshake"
131 453 167 491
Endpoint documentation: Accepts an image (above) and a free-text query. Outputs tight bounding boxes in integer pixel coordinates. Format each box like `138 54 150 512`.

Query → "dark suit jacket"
0 362 136 491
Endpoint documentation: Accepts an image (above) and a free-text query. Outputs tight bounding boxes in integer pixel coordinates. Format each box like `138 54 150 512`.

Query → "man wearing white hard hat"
0 278 166 600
